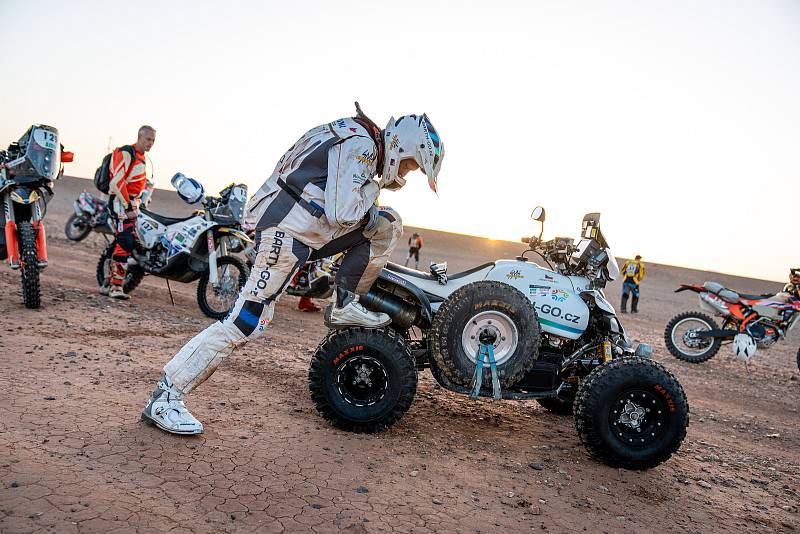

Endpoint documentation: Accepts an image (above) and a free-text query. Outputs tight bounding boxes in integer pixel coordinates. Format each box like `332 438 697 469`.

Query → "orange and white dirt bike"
0 125 73 308
665 281 800 367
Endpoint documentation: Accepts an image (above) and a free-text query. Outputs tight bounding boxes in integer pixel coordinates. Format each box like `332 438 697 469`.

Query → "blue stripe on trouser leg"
163 227 309 393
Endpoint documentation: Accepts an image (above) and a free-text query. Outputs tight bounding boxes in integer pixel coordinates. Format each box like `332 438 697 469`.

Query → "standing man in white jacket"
141 103 444 435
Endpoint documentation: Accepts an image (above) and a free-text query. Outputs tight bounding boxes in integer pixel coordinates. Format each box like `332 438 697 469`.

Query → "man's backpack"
94 145 136 194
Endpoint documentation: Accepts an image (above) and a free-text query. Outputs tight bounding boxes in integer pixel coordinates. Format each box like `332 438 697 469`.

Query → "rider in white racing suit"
141 104 444 434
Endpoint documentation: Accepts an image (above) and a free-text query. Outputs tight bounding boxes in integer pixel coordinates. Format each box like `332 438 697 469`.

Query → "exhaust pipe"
360 287 420 330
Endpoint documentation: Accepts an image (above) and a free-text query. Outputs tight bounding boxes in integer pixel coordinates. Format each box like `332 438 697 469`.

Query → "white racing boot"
141 375 204 435
324 287 391 329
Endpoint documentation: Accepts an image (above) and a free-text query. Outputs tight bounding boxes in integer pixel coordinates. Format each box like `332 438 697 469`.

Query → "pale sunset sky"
1 1 797 282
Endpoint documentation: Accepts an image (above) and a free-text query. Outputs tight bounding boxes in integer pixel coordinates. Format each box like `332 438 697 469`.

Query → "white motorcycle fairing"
136 211 218 265
384 258 594 340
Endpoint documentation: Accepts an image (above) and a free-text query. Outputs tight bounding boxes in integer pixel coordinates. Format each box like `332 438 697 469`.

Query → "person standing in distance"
404 232 424 269
620 254 645 313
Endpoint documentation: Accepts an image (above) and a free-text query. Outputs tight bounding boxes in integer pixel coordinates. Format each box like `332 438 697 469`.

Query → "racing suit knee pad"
364 206 403 253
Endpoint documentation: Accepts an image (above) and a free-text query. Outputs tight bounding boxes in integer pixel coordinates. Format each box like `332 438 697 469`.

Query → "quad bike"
0 125 73 308
65 181 153 242
665 281 800 366
309 208 689 470
96 175 251 319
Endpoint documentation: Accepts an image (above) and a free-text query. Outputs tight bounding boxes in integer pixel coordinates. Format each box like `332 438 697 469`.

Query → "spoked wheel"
18 222 41 309
574 357 688 470
196 255 248 319
96 242 145 295
309 327 417 434
664 311 722 363
64 214 92 241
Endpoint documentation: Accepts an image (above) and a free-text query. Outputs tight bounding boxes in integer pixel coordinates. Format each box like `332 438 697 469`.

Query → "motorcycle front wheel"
64 214 92 241
196 255 248 319
18 221 41 309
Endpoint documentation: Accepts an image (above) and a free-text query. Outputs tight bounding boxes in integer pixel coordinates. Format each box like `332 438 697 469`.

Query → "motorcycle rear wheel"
18 221 41 309
64 214 91 241
96 242 145 295
196 255 248 319
664 311 722 363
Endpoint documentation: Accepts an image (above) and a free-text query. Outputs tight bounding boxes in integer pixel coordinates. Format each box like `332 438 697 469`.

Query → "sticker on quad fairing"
491 260 590 340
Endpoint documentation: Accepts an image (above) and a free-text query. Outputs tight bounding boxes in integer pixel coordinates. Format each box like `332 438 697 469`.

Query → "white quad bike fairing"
385 258 604 340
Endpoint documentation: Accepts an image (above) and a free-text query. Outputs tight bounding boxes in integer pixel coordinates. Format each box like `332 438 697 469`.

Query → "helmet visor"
420 115 443 192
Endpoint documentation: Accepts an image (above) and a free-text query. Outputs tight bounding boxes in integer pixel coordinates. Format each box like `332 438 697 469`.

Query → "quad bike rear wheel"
430 281 540 388
574 357 688 470
309 327 417 434
664 311 722 363
18 221 41 309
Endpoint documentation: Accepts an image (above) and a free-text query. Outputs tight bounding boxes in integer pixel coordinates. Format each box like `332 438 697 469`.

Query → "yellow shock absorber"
601 341 613 363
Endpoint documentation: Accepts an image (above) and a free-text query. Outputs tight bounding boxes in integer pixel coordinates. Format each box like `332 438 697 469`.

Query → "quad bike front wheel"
18 222 41 309
96 242 145 295
309 327 417 434
430 281 540 388
64 214 91 241
574 357 688 470
664 311 722 363
196 255 248 319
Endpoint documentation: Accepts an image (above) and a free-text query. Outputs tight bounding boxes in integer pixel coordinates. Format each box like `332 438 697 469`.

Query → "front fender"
216 227 253 243
581 289 616 315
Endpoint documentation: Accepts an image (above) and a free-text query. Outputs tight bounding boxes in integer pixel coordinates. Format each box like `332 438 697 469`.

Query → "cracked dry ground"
1 183 799 533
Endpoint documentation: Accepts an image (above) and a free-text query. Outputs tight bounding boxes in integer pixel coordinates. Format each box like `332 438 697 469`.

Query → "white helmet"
732 333 757 361
380 114 444 192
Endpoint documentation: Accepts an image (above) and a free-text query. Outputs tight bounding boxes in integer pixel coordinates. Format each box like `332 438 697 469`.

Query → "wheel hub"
610 390 668 447
461 311 519 366
618 400 646 429
336 355 388 407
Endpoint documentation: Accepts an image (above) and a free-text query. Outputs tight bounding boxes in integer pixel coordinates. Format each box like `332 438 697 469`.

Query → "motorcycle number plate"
33 129 58 150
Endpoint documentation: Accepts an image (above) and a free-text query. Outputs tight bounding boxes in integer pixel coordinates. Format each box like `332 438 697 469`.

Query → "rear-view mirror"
531 206 546 222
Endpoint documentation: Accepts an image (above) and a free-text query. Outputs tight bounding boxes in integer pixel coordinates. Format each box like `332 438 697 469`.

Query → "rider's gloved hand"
363 204 380 236
126 207 139 221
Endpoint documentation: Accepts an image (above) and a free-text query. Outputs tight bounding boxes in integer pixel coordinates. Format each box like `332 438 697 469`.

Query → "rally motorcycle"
665 281 800 365
65 181 153 242
96 175 251 319
0 125 73 308
309 208 689 470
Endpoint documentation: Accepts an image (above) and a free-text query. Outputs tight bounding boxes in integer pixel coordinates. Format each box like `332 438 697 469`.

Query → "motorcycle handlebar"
521 237 530 244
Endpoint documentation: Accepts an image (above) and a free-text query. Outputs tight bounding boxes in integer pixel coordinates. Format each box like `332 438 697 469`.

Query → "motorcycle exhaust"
360 287 420 330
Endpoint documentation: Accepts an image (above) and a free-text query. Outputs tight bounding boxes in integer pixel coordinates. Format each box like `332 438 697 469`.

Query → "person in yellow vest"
620 255 645 313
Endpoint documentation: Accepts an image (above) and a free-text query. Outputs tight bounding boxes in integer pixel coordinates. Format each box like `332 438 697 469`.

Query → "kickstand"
744 360 752 381
165 279 175 306
469 343 502 400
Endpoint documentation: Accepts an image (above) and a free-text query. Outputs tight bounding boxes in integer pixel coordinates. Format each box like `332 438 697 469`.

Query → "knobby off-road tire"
18 222 41 309
96 242 145 295
64 214 91 241
536 395 575 415
197 255 248 320
664 311 722 363
309 327 417 434
430 281 540 388
574 357 688 470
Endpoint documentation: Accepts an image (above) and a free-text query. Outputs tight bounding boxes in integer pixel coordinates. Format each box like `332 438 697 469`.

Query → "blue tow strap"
470 343 502 400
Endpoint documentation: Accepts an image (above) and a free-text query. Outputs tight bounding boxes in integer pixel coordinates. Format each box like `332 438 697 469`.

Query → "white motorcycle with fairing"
309 208 689 470
97 174 252 319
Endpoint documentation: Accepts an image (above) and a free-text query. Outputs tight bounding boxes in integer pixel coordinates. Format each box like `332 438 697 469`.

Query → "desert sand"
0 177 797 533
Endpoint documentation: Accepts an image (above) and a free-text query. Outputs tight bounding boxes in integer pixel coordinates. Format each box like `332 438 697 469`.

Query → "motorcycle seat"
140 208 196 227
702 281 772 303
385 261 496 281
